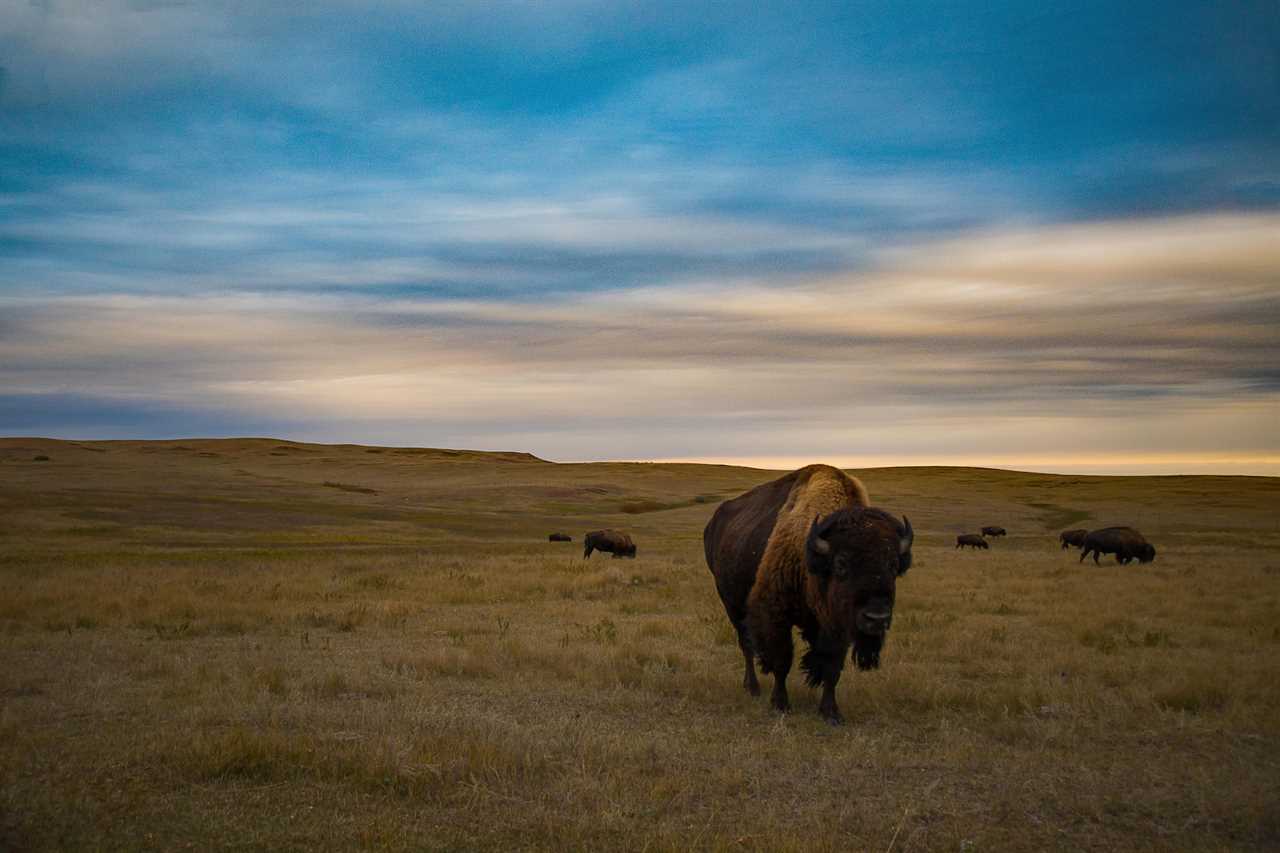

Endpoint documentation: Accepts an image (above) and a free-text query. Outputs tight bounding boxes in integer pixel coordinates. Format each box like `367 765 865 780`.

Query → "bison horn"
809 514 831 556
899 515 913 554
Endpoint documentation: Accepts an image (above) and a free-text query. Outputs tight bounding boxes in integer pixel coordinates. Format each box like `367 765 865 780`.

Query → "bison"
583 529 636 559
1080 527 1156 565
956 533 989 550
548 532 572 542
981 526 1006 537
1059 528 1088 549
704 464 913 724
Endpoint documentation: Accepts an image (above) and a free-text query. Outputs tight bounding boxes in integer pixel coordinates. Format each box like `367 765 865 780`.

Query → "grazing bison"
1059 528 1088 549
956 534 989 550
1080 527 1156 565
981 526 1007 537
583 529 636 559
704 464 913 724
548 532 572 542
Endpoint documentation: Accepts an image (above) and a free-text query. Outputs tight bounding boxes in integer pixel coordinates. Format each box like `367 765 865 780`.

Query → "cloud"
3 212 1278 467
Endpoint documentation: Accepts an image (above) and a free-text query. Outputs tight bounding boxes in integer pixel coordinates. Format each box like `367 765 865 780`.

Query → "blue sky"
2 1 1278 472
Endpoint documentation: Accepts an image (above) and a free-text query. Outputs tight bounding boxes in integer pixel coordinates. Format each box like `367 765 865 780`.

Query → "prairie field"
1 437 1278 852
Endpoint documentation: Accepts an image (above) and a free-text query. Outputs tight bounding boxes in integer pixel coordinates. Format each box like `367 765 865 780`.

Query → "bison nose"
856 607 892 635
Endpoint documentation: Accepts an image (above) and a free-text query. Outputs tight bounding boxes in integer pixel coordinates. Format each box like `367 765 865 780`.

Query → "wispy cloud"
4 213 1277 467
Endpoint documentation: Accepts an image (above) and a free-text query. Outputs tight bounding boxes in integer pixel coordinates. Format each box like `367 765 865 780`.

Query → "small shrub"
1142 630 1177 648
323 481 378 494
620 500 668 513
1154 682 1230 713
1079 629 1119 654
312 671 349 698
579 617 618 645
353 573 398 590
337 605 367 632
637 621 672 638
256 666 291 697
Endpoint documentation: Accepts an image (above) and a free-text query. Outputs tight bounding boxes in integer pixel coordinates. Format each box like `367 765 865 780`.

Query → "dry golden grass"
1 437 1278 851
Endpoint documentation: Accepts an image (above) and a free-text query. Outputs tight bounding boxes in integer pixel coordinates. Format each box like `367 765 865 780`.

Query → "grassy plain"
1 437 1278 851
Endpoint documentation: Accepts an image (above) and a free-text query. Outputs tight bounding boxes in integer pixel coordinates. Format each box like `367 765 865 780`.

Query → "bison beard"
853 631 884 671
800 631 882 682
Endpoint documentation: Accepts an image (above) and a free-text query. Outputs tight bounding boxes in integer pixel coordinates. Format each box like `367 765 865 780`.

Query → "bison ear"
896 515 914 576
806 514 832 576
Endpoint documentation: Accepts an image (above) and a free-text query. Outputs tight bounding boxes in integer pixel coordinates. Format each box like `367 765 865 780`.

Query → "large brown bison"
583 529 636 559
981 526 1006 537
1080 527 1156 565
1059 528 1088 549
703 464 913 724
956 533 989 550
548 532 572 542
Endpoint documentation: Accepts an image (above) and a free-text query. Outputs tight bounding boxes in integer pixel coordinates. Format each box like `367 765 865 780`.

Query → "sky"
2 1 1279 474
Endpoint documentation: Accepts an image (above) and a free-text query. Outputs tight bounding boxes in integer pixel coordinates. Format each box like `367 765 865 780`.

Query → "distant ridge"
0 436 550 464
2 437 1276 478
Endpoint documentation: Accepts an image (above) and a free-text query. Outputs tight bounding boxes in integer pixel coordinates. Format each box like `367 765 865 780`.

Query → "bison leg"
733 619 760 697
1079 548 1089 563
751 616 793 713
583 543 593 559
815 655 846 725
769 653 792 714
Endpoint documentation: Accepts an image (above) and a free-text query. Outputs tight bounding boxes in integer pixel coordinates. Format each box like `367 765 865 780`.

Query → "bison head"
1137 543 1156 563
806 508 913 670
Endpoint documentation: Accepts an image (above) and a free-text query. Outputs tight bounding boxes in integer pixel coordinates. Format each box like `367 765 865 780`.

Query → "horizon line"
6 436 1276 477
641 454 1280 477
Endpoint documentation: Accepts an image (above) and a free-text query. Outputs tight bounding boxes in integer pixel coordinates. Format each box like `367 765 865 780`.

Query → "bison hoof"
744 679 761 697
823 711 845 726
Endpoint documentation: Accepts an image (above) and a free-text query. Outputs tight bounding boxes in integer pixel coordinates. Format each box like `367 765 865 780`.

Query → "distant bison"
548 532 572 542
981 526 1006 537
956 534 989 550
1059 528 1088 549
583 529 636 559
704 464 913 724
1080 527 1156 565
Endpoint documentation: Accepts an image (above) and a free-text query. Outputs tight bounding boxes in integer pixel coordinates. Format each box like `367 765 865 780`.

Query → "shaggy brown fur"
583 529 636 559
1081 526 1156 565
704 464 912 724
1059 528 1088 549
